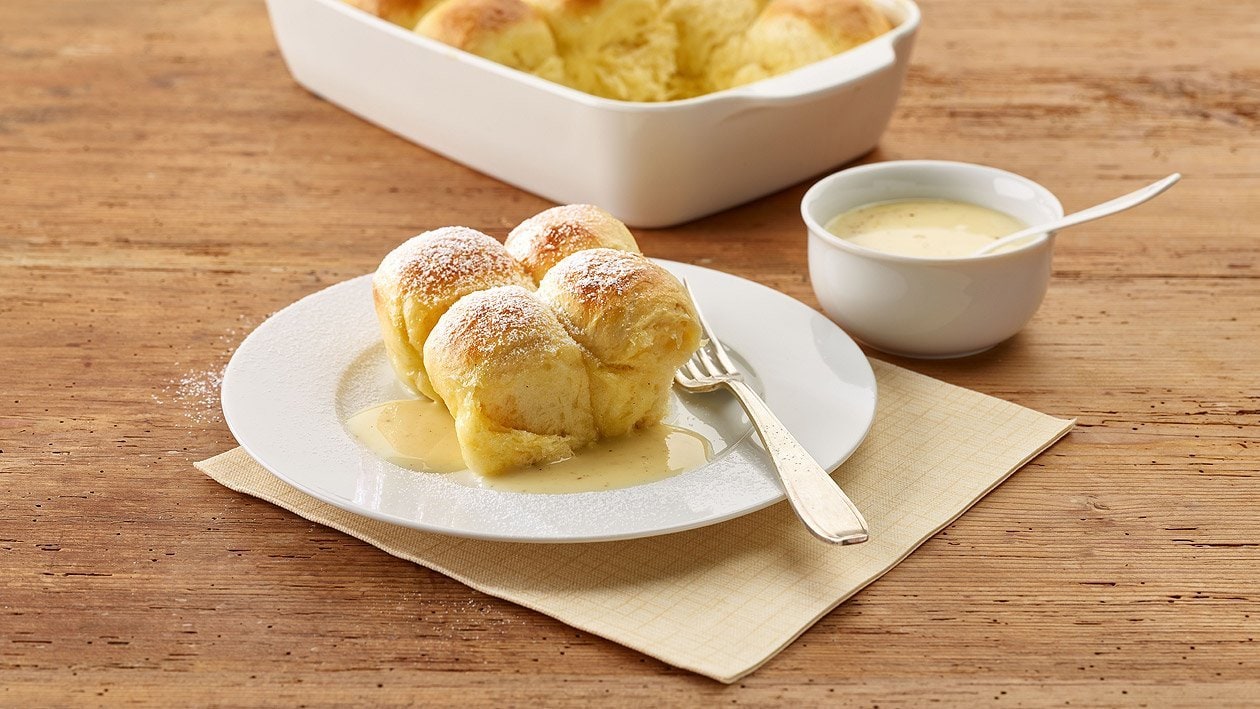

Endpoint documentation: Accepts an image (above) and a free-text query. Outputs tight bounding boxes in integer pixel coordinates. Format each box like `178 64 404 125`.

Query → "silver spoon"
971 173 1181 257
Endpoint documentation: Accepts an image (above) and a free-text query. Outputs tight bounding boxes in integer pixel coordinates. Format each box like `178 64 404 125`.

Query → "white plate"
221 261 877 543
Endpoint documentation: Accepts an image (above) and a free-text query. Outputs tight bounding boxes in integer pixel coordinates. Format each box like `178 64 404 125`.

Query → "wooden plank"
2 0 1257 704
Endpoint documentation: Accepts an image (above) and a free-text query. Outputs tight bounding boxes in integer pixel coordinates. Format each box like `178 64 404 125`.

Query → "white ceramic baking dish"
265 0 920 227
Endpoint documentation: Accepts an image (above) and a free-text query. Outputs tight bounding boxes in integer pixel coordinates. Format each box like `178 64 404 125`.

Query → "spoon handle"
973 173 1181 256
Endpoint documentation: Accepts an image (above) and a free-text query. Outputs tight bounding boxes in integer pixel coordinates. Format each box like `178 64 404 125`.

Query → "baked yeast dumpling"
424 285 598 474
710 0 891 89
372 227 532 401
345 0 445 28
504 204 641 283
526 0 678 101
414 0 567 84
536 248 701 437
663 0 765 96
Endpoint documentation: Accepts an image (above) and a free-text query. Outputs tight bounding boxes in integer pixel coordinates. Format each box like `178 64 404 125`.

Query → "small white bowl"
802 160 1064 359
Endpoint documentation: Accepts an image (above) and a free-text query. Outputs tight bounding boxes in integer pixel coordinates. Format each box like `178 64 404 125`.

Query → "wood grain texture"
2 0 1257 705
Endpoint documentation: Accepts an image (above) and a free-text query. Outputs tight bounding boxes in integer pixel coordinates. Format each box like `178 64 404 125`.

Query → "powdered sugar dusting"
377 226 527 296
550 248 655 301
157 367 225 425
430 285 568 359
156 315 266 425
505 204 639 280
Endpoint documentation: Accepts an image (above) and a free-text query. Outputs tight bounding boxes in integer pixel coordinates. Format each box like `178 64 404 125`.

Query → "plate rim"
221 260 877 543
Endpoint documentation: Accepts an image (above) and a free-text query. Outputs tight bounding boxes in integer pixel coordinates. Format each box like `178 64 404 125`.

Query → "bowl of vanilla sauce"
802 160 1064 358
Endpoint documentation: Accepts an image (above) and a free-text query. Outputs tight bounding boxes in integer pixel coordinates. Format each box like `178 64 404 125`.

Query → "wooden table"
4 0 1257 704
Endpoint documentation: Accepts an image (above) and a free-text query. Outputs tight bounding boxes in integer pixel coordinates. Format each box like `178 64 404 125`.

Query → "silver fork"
675 284 870 545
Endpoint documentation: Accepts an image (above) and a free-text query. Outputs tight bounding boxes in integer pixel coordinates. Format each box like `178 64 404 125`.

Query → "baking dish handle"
726 40 897 105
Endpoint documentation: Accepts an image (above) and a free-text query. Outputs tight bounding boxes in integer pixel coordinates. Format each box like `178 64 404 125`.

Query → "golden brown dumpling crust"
372 226 532 400
347 0 445 28
415 0 566 83
345 0 891 100
505 204 640 283
761 0 891 44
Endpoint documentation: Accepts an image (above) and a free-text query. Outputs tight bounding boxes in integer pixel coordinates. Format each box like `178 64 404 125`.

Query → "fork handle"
726 380 870 545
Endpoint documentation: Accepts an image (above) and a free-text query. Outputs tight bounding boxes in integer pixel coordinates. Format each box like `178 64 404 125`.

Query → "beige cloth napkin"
196 359 1072 683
